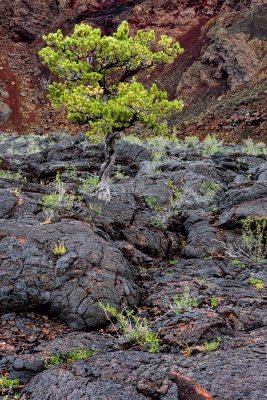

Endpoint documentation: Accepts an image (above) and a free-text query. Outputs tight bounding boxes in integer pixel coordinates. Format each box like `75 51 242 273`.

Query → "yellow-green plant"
45 353 63 368
172 287 198 315
99 303 160 353
241 217 266 263
0 169 26 182
203 337 221 352
39 21 184 200
65 348 95 362
225 216 267 265
113 165 129 180
199 180 221 200
144 195 162 212
231 259 247 269
0 375 20 398
210 296 220 309
52 242 67 256
249 276 265 290
40 173 82 214
242 138 267 156
80 175 99 193
88 203 102 215
202 134 221 156
45 348 94 368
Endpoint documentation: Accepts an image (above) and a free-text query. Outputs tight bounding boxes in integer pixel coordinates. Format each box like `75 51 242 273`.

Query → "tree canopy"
39 21 184 143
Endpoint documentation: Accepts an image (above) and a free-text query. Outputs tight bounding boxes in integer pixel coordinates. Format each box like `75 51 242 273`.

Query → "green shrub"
203 337 221 352
45 348 95 368
0 169 26 182
113 166 129 180
52 243 67 256
172 287 198 315
80 175 99 193
210 296 220 309
150 216 168 230
242 138 267 156
249 276 265 290
241 217 267 263
0 375 20 399
144 195 162 212
202 134 221 156
99 303 160 353
225 216 267 265
199 180 221 200
88 203 102 215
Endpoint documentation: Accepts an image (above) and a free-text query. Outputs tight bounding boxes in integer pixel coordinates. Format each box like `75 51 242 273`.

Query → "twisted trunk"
96 131 120 201
95 115 137 201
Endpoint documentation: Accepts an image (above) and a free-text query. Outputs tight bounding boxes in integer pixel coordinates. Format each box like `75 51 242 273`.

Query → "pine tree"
39 21 184 200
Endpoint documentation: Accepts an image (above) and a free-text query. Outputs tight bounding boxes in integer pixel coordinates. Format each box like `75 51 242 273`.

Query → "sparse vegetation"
249 276 265 290
45 348 95 368
52 242 67 256
122 134 144 147
3 393 20 400
199 180 221 200
202 134 221 156
88 203 102 215
0 167 26 182
64 348 96 363
150 216 168 230
40 173 82 218
232 259 247 269
225 216 267 265
144 195 162 212
0 375 20 399
80 175 99 193
99 303 160 353
184 135 200 145
146 136 168 162
0 376 20 391
172 287 198 315
210 297 220 309
241 217 267 263
203 337 221 352
242 138 267 156
168 180 183 205
45 353 63 368
41 192 79 212
113 166 129 180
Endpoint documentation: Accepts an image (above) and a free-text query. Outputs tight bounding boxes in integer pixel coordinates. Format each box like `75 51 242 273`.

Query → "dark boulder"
20 350 212 400
0 219 140 330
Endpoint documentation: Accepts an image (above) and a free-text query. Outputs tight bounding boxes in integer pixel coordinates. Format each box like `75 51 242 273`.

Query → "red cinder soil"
0 0 266 142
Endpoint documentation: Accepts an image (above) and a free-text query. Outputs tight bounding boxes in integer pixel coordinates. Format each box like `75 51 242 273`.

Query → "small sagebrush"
99 303 160 353
172 287 198 315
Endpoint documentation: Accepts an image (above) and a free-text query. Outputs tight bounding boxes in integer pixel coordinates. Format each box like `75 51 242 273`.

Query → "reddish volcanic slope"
0 0 266 141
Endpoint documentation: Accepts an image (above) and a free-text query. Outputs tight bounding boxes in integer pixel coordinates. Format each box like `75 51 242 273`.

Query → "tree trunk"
95 131 119 202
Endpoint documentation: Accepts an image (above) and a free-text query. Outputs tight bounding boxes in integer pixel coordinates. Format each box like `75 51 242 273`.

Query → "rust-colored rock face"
0 0 266 141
